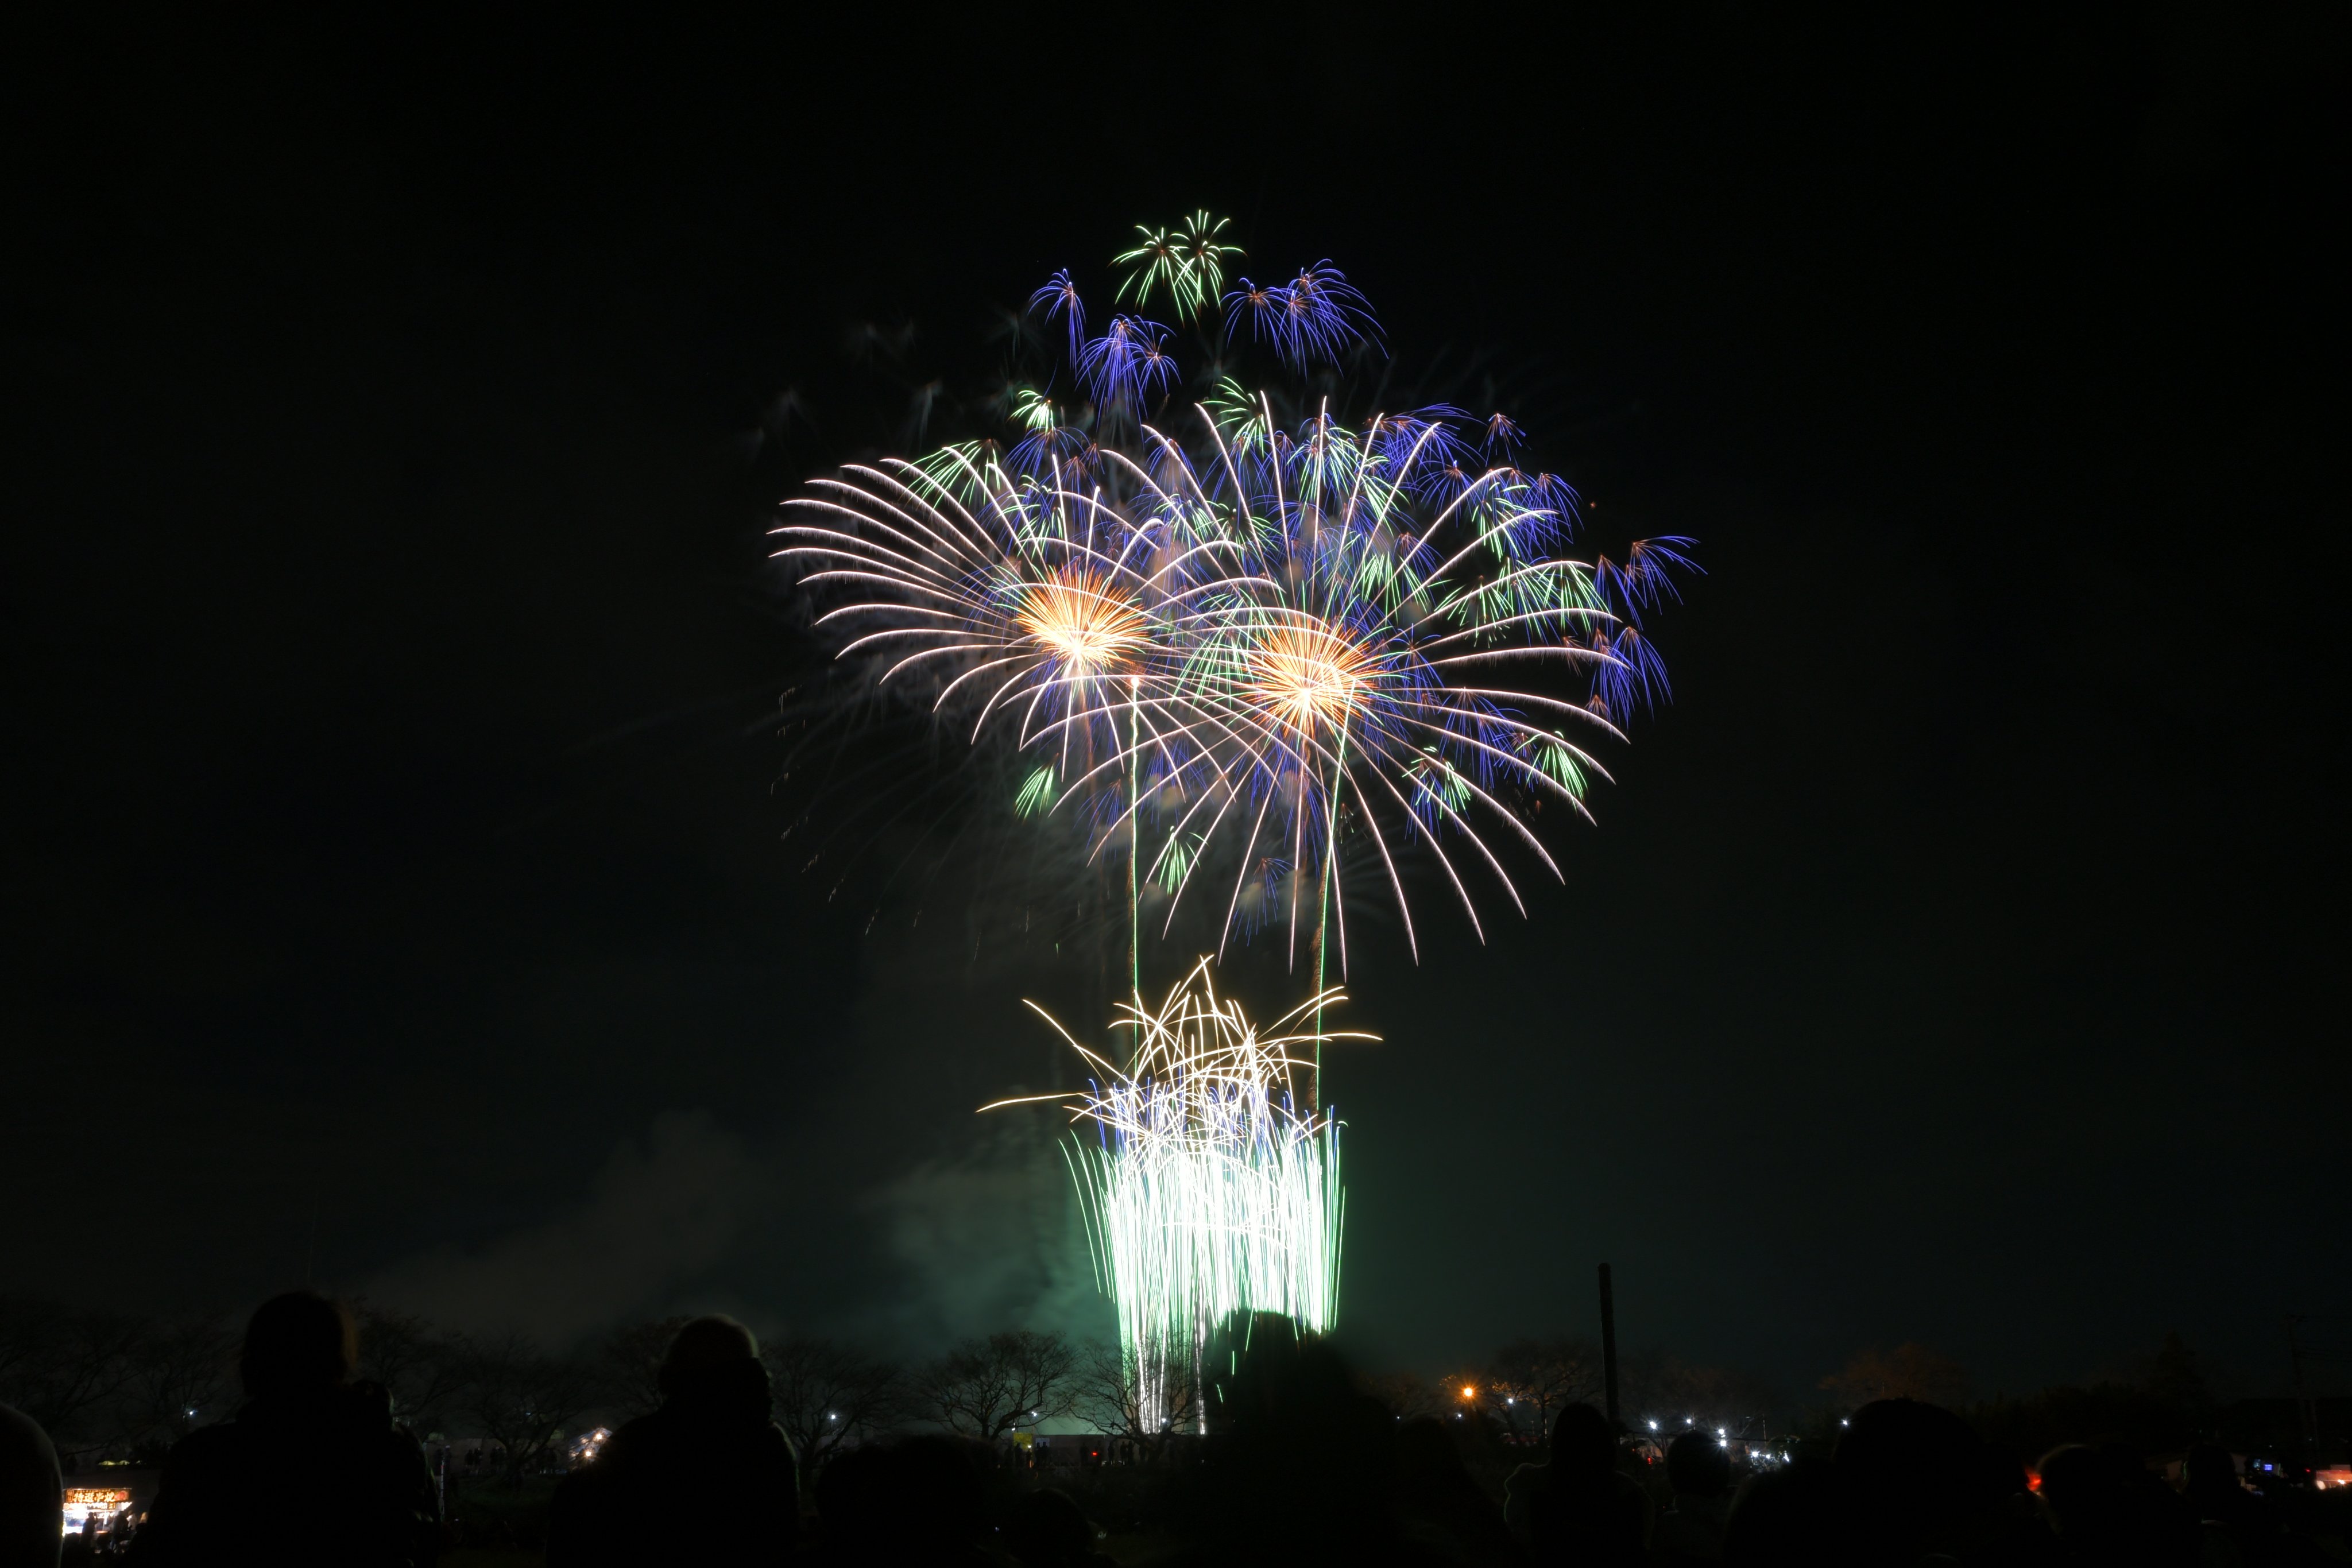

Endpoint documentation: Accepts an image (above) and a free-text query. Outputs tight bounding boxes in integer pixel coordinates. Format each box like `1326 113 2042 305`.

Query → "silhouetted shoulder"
153 1420 249 1478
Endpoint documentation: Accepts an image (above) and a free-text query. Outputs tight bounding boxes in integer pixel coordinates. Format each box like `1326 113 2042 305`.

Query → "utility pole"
2286 1315 2321 1448
1599 1263 1620 1428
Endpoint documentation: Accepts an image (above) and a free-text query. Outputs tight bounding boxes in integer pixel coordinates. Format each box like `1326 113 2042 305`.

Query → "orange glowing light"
1461 1384 1477 1400
1247 621 1373 734
1015 570 1149 673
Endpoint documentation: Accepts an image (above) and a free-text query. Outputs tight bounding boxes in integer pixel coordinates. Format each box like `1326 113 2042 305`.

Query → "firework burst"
775 221 1696 970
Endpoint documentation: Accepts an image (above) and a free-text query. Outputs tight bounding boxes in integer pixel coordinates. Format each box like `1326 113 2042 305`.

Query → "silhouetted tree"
121 1316 238 1443
1820 1342 1970 1408
1485 1335 1604 1442
1361 1369 1449 1422
0 1295 142 1443
354 1303 468 1439
919 1330 1074 1440
458 1331 599 1487
599 1316 690 1420
763 1334 902 1489
1619 1348 1782 1437
1964 1334 2221 1462
1073 1339 1196 1457
2133 1331 2214 1419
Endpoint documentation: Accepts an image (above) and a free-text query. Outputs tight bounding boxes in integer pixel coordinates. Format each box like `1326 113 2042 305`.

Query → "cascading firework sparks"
986 959 1368 1431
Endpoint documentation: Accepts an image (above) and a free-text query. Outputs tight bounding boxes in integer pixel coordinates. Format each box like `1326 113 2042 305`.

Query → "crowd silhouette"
0 1290 2343 1566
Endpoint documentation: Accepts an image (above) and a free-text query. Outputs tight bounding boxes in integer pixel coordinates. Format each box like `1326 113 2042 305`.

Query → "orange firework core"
1248 621 1372 734
1016 570 1148 672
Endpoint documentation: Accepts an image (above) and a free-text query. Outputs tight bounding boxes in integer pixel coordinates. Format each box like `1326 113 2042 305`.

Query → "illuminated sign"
64 1490 130 1507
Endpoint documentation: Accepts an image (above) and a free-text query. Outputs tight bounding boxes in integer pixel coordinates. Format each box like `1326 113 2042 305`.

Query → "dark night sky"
9 10 2346 1404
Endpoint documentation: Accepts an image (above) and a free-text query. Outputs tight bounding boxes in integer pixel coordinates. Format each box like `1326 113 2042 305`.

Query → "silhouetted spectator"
2036 1442 2199 1568
1504 1403 1651 1567
1654 1427 1732 1565
547 1314 796 1566
1721 1457 1846 1568
1004 1488 1116 1568
1835 1397 2028 1563
2183 1443 2284 1567
1391 1415 1521 1565
1192 1313 1404 1566
125 1291 437 1567
1 1401 63 1568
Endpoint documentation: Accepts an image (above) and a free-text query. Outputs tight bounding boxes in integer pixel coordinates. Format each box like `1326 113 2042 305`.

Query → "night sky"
11 11 2345 1406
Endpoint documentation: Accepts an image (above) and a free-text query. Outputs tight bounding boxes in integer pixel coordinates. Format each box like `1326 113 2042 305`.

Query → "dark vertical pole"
2287 1315 2319 1448
1599 1263 1620 1428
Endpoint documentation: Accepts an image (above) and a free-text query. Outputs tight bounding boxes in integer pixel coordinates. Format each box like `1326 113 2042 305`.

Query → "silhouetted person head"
1549 1403 1615 1473
546 1313 795 1568
1 1401 64 1568
1667 1428 1732 1500
651 1313 771 1421
1005 1488 1097 1566
2182 1443 2243 1514
1835 1397 2003 1556
658 1314 757 1393
1201 1315 1398 1561
239 1290 357 1403
1508 1401 1649 1565
1724 1457 1846 1567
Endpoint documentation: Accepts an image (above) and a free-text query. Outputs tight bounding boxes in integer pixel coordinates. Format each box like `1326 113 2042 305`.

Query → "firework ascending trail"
775 217 1696 972
986 958 1366 1432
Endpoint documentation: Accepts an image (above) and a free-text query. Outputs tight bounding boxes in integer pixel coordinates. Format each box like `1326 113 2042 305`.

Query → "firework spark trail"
985 958 1367 1431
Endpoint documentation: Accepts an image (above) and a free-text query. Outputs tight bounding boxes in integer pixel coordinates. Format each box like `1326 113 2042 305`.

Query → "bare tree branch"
354 1303 468 1441
1073 1340 1194 1458
763 1335 902 1489
457 1331 600 1488
918 1331 1074 1441
599 1317 691 1422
